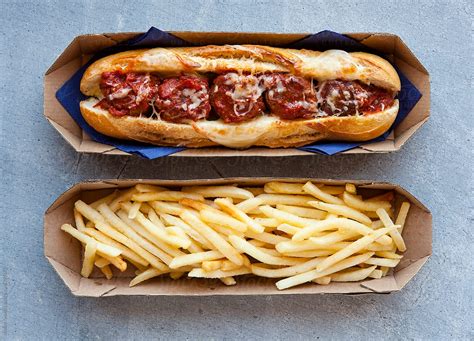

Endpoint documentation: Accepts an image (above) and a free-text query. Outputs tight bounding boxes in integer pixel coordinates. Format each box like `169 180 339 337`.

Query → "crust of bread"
81 45 401 97
80 98 398 149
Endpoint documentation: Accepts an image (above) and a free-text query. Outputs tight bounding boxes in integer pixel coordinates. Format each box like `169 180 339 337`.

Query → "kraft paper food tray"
44 178 432 297
44 31 430 157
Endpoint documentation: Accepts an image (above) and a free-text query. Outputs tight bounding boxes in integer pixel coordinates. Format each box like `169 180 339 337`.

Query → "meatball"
315 80 395 116
155 75 211 123
98 71 160 117
262 73 317 120
210 73 265 123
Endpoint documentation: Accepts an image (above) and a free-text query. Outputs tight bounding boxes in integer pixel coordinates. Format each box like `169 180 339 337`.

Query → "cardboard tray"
44 31 430 157
44 178 432 297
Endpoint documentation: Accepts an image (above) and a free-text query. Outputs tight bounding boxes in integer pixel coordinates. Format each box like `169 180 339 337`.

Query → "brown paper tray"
44 31 430 157
44 178 432 297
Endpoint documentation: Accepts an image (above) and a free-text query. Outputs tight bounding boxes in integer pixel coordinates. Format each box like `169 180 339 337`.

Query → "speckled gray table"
1 1 473 339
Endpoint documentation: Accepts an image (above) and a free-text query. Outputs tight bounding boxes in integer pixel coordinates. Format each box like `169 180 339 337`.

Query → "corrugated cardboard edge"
43 31 430 157
44 178 432 297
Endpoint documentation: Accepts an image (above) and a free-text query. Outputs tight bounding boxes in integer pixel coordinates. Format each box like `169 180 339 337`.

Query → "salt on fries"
60 181 410 290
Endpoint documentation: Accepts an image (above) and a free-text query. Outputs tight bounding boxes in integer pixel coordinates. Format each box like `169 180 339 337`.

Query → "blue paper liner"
56 28 421 158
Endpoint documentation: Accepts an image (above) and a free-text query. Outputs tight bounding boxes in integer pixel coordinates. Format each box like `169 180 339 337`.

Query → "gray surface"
1 0 473 339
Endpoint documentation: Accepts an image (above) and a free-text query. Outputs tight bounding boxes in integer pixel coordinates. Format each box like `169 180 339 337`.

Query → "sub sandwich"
79 45 401 148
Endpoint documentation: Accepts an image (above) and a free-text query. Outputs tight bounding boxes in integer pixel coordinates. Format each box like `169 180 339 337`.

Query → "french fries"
61 182 410 290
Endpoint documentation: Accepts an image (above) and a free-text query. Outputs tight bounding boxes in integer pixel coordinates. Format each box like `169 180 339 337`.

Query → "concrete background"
1 0 473 339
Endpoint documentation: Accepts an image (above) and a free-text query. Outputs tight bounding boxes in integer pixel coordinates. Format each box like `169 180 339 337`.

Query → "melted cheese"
194 115 278 148
108 87 131 100
301 50 365 81
223 73 267 117
182 86 208 110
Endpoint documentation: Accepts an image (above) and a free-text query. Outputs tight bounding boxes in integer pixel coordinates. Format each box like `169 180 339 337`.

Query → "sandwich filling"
95 70 396 124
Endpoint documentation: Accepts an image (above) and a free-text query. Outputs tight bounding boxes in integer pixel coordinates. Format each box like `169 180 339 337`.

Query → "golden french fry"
139 203 153 214
307 231 359 248
243 187 264 196
128 201 141 219
180 211 243 266
245 230 289 245
202 260 223 272
61 224 121 258
345 184 357 194
94 256 110 268
381 266 390 276
251 257 325 278
214 198 264 233
160 213 212 249
110 187 138 211
256 194 314 207
314 276 331 285
369 269 383 279
200 208 247 232
277 223 302 236
249 244 282 257
316 228 394 272
235 197 263 213
170 250 223 269
292 218 368 242
182 186 254 200
281 250 334 258
169 272 185 280
135 184 168 193
188 267 251 278
179 198 212 211
253 218 280 228
100 264 113 280
81 240 97 278
371 220 384 229
365 242 394 251
264 182 305 194
97 252 127 272
149 201 185 215
219 277 236 285
221 260 242 271
330 265 377 282
364 257 401 267
395 202 411 232
130 268 167 287
376 208 406 252
367 192 394 202
259 205 311 228
343 192 391 212
166 225 192 245
319 185 345 195
146 208 166 228
74 208 86 232
308 201 372 226
276 238 353 254
229 236 303 266
75 200 106 224
207 223 244 238
303 181 345 205
276 204 326 220
276 252 374 290
375 251 403 259
132 191 204 203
